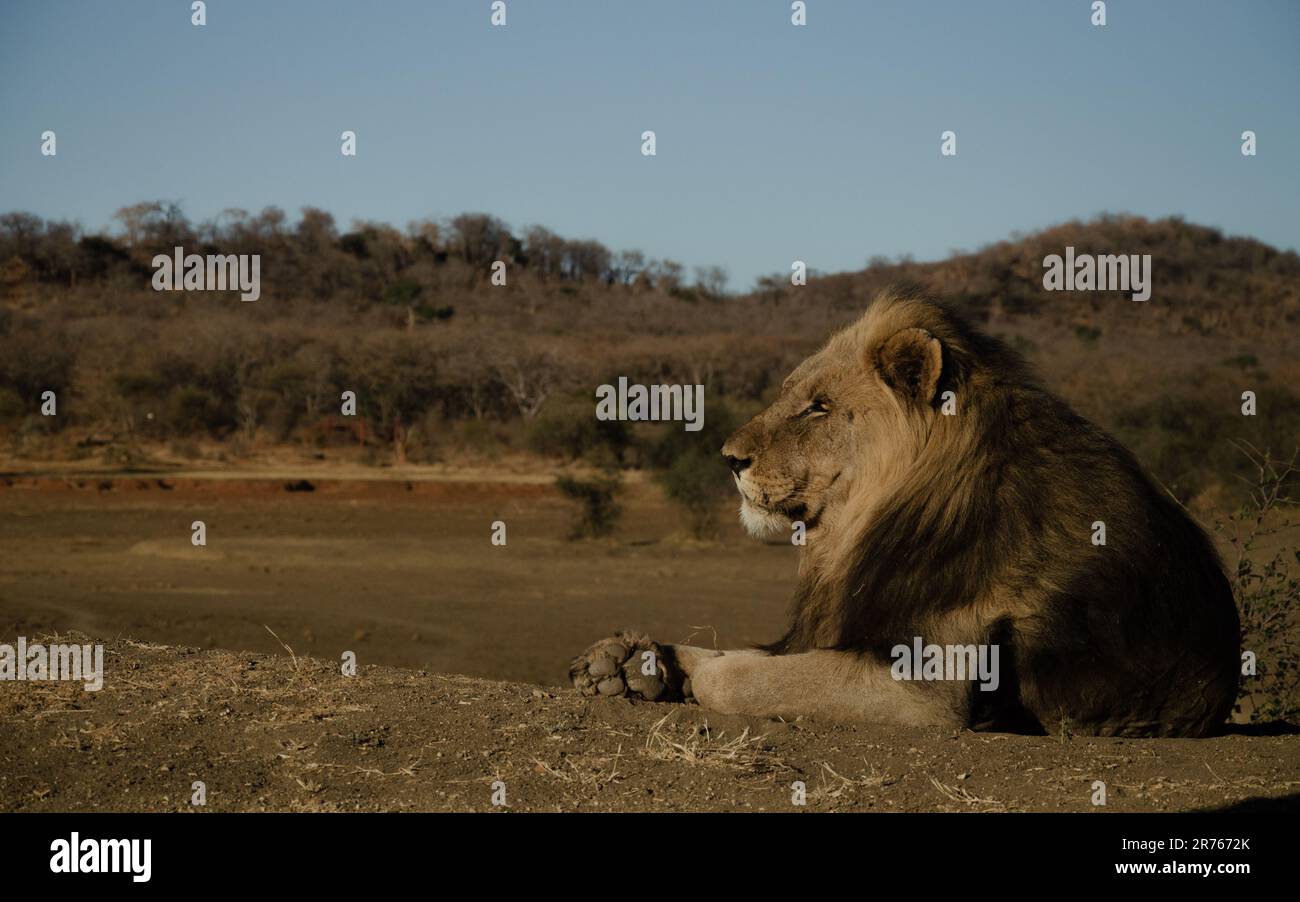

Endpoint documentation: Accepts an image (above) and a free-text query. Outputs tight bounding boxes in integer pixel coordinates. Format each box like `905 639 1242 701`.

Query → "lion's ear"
874 327 943 405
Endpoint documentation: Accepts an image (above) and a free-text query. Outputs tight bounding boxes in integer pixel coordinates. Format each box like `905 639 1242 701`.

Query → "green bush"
641 399 744 539
528 395 630 463
383 279 422 307
555 471 622 539
641 398 743 469
1072 324 1102 343
658 447 732 539
166 385 232 436
1113 385 1300 503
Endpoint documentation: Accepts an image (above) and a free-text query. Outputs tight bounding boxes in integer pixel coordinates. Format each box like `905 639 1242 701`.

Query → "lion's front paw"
569 630 685 702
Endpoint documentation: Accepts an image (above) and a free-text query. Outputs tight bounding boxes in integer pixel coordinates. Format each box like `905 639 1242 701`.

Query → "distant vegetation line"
0 205 1297 506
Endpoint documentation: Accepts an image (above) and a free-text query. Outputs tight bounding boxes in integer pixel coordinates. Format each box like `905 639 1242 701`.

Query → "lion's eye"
800 398 830 417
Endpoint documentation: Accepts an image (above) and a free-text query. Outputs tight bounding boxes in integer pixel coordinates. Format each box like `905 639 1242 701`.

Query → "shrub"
1222 353 1259 370
166 385 231 436
642 399 744 539
658 447 732 539
641 398 743 470
340 334 439 458
0 321 75 408
1221 446 1300 723
1114 385 1300 504
527 395 629 462
0 387 24 420
555 471 623 539
1072 324 1102 343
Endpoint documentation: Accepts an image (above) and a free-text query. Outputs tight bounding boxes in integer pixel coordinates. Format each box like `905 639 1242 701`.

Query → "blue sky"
1 0 1296 290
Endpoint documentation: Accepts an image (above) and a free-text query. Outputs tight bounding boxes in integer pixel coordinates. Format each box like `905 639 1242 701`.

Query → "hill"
1 209 1298 505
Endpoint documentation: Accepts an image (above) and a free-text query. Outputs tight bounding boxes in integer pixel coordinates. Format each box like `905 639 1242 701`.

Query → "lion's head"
721 294 992 542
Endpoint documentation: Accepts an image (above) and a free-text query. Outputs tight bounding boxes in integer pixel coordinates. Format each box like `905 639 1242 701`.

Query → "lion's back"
1007 416 1241 737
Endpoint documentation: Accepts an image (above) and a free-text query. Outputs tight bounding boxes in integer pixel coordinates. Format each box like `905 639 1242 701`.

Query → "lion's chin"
738 499 789 538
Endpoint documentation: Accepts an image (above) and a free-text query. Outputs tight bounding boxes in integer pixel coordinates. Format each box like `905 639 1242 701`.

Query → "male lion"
570 293 1241 737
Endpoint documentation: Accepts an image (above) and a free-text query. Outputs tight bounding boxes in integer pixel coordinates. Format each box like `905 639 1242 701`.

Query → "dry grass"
532 747 626 788
929 776 1007 810
810 761 893 802
3 636 1297 812
642 713 777 773
262 624 299 672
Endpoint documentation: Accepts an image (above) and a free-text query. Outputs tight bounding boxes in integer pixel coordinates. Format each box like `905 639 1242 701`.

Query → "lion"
569 292 1241 737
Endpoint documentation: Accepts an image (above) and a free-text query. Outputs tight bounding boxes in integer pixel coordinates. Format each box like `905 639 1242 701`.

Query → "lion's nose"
723 454 751 475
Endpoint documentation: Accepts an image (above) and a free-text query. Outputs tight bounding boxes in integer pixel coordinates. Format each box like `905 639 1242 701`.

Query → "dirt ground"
1 467 1297 813
0 467 793 685
1 636 1296 813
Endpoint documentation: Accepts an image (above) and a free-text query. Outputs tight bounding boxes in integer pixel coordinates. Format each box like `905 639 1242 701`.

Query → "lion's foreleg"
687 650 967 727
661 645 766 699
